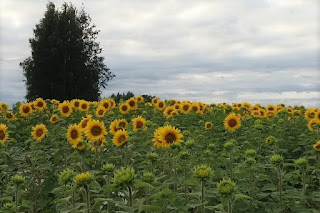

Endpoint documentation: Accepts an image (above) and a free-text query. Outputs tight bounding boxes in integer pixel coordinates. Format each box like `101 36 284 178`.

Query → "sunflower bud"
245 149 256 158
113 167 135 187
185 140 195 148
270 154 284 165
2 202 15 211
217 179 236 196
224 139 236 151
142 172 155 184
194 165 213 181
208 143 216 150
147 152 159 162
265 136 275 145
58 169 75 186
12 175 26 186
75 171 94 187
102 163 115 174
245 157 256 166
179 151 190 160
294 158 308 168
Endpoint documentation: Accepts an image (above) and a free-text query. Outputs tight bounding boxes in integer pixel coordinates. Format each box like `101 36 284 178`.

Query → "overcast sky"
0 0 319 107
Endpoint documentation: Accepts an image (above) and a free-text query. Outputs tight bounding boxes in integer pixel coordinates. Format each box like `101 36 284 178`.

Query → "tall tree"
20 2 115 101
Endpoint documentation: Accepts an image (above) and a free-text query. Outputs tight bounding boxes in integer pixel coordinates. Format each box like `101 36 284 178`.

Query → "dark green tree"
20 2 115 101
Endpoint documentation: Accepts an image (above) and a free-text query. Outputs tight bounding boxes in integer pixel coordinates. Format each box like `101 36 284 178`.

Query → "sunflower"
153 127 166 148
100 99 111 111
305 108 316 121
71 99 81 110
50 114 59 124
0 124 9 144
89 138 106 152
72 140 86 151
156 100 166 111
5 111 17 122
59 101 73 117
136 96 144 102
95 105 107 118
79 100 90 112
180 101 192 114
127 97 138 110
109 120 119 135
286 107 293 114
169 99 177 105
155 125 183 147
0 105 2 113
34 98 46 112
19 103 33 117
242 102 251 110
224 113 241 132
132 116 146 132
315 111 320 120
31 124 48 142
84 119 107 142
152 97 159 106
259 109 267 118
112 130 129 147
171 110 179 117
116 119 128 130
79 115 92 130
313 141 320 152
119 103 130 114
251 110 260 118
204 122 213 130
308 119 319 131
191 102 201 113
109 99 116 109
252 106 260 111
163 106 175 118
173 103 180 111
267 110 277 118
265 136 275 145
267 105 276 112
0 102 9 111
67 124 82 145
232 106 240 111
51 99 60 107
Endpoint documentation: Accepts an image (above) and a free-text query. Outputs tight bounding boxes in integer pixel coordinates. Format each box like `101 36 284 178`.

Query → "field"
0 97 320 213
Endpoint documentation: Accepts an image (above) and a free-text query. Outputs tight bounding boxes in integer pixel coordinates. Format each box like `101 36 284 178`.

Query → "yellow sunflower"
155 125 183 147
313 141 320 152
109 120 119 135
153 127 166 148
51 99 60 107
119 103 130 114
112 130 129 147
132 116 146 132
259 109 267 118
286 107 293 114
315 111 320 121
156 100 166 111
267 105 276 112
109 99 116 109
204 122 213 130
152 97 159 106
127 97 138 110
19 103 33 117
0 105 2 113
308 119 319 131
84 119 107 142
305 108 316 121
0 102 9 111
79 115 92 130
251 110 260 118
95 105 106 118
31 124 48 142
50 114 59 124
252 106 260 111
136 96 144 102
100 99 111 111
242 102 252 110
0 124 9 144
79 100 90 112
59 101 73 117
180 101 192 114
5 111 17 122
224 113 241 132
89 138 106 152
267 110 277 118
173 103 180 111
67 124 82 145
191 102 201 113
34 98 46 112
116 119 128 130
72 140 86 151
163 106 175 118
71 99 81 110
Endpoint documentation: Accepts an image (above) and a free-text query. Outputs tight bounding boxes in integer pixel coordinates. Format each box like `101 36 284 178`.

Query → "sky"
0 0 319 107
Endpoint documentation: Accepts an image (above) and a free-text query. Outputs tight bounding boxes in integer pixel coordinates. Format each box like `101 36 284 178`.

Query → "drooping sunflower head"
259 109 267 118
50 114 59 124
19 103 33 117
119 103 130 114
132 116 146 132
224 113 241 132
156 125 183 147
72 140 86 151
95 105 107 118
0 124 9 144
0 102 9 111
51 99 60 107
84 119 107 142
100 99 111 111
59 101 73 117
71 99 81 110
109 99 116 109
79 115 92 130
267 110 277 118
109 119 119 135
34 98 47 112
31 124 48 142
89 138 106 152
204 122 213 130
116 119 128 130
180 101 192 114
308 119 319 131
5 111 17 122
156 100 166 111
313 141 320 152
67 124 82 145
127 97 138 110
112 129 129 147
79 100 90 112
305 108 316 121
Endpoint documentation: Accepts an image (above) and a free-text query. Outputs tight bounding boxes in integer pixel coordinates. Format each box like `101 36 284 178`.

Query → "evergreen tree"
20 2 115 101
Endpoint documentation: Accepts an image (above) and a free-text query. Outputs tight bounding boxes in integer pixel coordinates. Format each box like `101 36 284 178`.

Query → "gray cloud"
0 0 319 107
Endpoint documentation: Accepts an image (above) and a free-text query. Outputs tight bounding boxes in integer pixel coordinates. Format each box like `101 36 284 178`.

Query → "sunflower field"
0 97 320 213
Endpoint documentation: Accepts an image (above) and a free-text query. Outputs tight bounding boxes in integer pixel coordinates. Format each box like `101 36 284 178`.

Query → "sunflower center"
309 112 315 118
118 122 126 128
81 119 89 128
36 129 44 137
52 116 57 122
37 102 43 107
62 106 69 113
119 135 126 143
23 106 30 113
136 121 143 129
206 124 212 128
167 109 173 115
183 105 189 111
6 113 12 118
228 119 237 127
129 101 135 107
165 133 176 144
98 110 104 115
192 106 198 111
122 105 128 111
82 104 88 109
103 103 109 108
91 126 102 136
71 130 78 139
316 144 320 150
159 103 164 108
0 131 5 140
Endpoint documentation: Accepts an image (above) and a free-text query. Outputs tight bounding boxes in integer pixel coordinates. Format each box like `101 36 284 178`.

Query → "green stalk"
15 188 18 213
128 185 133 207
86 186 91 213
201 181 205 213
277 165 283 208
229 152 233 180
184 163 188 205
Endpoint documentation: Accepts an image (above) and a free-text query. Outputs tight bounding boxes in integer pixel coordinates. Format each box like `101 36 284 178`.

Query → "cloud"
0 0 319 107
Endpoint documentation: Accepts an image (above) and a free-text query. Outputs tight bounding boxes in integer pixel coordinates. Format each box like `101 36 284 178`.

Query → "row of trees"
20 2 115 101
